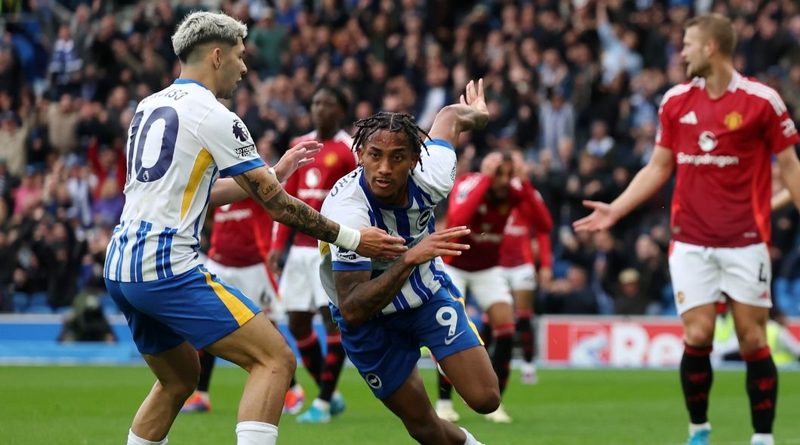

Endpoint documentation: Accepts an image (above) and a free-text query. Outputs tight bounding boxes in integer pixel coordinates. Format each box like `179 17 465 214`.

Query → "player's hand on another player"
404 226 471 266
273 141 322 182
480 152 503 177
356 227 408 259
572 200 621 232
267 250 283 275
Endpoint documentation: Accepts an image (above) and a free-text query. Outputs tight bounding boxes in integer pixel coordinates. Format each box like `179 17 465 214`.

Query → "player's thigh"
486 301 515 326
381 367 439 425
669 241 723 315
469 267 514 311
729 299 770 352
205 312 294 373
329 304 421 401
142 341 201 391
680 303 718 346
279 248 318 312
438 346 499 412
718 243 772 308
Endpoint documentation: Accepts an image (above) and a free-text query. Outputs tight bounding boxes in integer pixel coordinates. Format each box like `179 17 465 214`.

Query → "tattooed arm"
233 165 340 243
233 166 407 258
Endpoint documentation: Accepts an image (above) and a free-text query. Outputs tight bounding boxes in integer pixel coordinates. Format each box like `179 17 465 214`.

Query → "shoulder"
735 77 788 116
323 169 363 207
659 80 698 109
333 129 354 148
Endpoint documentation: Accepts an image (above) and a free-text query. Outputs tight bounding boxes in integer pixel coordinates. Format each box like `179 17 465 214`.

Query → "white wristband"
334 225 361 252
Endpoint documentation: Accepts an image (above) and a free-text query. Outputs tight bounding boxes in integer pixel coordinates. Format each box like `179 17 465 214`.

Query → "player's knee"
738 329 767 353
465 385 501 414
684 323 714 347
272 341 297 376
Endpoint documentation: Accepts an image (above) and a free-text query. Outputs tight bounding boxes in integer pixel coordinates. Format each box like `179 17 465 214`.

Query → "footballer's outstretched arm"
427 79 489 147
334 227 471 326
573 146 674 232
233 166 406 259
776 146 800 211
210 141 321 208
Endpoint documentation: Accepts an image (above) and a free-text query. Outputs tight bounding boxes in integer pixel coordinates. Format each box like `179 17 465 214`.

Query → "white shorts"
279 246 329 312
444 265 513 310
669 241 772 315
503 264 537 292
205 259 284 321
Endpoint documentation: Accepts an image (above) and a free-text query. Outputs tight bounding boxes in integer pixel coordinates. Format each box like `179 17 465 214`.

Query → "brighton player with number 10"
102 11 405 445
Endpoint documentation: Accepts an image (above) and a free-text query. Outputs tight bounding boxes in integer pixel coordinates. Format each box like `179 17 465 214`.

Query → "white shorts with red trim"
668 241 771 315
503 263 537 292
279 246 329 312
444 265 513 310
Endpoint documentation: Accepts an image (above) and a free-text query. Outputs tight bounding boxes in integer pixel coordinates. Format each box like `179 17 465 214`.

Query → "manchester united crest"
723 111 743 131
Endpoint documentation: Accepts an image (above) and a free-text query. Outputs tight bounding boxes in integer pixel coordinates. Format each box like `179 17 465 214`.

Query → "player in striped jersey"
103 12 405 445
319 80 492 445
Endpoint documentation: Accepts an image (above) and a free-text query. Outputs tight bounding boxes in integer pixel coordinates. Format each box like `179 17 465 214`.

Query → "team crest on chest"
417 208 432 230
324 153 338 167
723 111 743 131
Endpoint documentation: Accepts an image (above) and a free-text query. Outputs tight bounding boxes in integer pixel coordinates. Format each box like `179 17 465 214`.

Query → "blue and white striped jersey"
319 139 458 315
104 79 265 283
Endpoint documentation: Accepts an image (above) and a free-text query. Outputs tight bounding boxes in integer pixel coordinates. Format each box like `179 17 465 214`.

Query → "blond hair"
685 14 737 57
171 11 248 63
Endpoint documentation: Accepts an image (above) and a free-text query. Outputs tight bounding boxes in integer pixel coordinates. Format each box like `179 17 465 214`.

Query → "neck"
179 66 217 96
316 126 339 141
703 61 734 99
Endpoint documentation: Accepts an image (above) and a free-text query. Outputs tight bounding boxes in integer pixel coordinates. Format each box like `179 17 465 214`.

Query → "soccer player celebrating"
574 14 800 445
102 11 405 445
318 79 491 444
269 85 356 424
436 150 553 423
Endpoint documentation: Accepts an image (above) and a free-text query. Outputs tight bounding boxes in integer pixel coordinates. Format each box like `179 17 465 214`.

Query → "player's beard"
686 58 711 78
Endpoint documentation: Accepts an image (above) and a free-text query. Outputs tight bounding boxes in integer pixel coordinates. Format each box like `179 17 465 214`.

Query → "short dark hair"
313 84 349 112
352 112 430 169
685 14 737 57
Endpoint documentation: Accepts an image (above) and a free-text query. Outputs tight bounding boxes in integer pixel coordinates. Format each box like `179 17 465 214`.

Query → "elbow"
339 302 366 327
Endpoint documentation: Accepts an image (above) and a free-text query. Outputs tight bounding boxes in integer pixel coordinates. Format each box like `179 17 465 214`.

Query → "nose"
377 158 392 174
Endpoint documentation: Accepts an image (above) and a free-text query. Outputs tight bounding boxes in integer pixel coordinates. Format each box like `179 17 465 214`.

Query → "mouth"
374 178 392 189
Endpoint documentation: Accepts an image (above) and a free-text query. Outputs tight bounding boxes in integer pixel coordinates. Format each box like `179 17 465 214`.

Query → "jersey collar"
173 78 210 90
692 71 742 93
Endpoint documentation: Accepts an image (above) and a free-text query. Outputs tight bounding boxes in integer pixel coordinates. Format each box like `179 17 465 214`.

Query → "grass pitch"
1 365 798 444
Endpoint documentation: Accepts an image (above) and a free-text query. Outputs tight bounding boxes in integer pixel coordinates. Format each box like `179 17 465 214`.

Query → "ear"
211 47 222 69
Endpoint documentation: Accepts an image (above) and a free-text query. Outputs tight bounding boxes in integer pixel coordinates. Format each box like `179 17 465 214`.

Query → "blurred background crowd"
0 0 798 319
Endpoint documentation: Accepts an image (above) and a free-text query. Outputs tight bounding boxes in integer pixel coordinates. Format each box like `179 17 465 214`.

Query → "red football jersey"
208 198 273 268
657 72 799 247
447 173 550 271
499 199 554 268
273 130 357 251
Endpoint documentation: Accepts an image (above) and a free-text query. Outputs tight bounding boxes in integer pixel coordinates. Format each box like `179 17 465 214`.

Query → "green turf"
0 365 798 444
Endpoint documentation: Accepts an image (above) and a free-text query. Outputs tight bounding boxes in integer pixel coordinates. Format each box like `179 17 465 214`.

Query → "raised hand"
273 140 323 182
459 78 489 129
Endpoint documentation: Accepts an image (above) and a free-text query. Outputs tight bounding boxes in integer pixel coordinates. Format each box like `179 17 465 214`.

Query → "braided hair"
352 112 431 170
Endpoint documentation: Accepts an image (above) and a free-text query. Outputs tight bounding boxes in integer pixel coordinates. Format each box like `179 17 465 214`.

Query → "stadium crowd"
0 0 798 317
